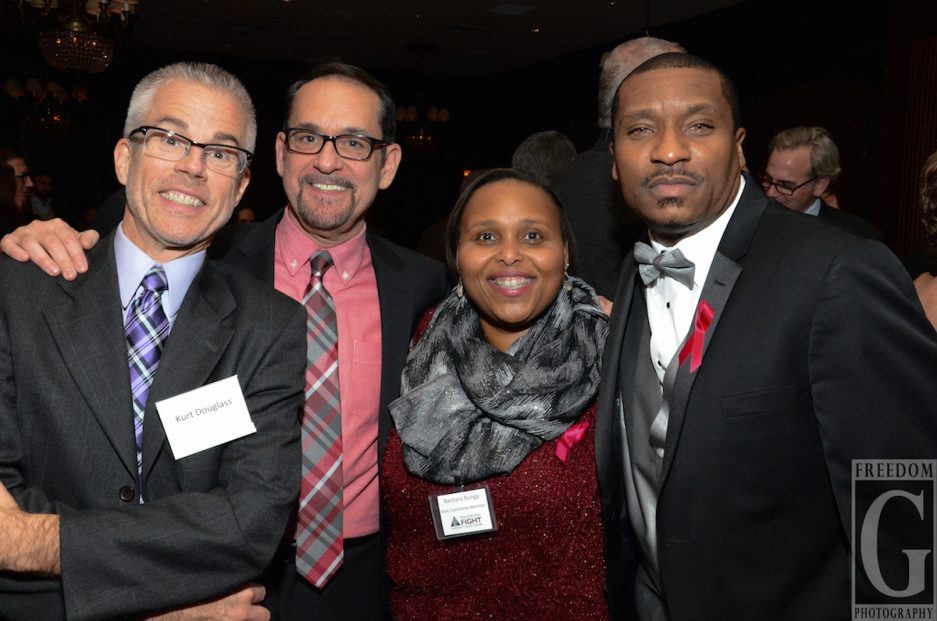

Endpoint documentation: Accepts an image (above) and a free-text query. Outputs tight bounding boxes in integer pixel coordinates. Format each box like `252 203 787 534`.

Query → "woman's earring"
456 279 464 298
563 265 572 291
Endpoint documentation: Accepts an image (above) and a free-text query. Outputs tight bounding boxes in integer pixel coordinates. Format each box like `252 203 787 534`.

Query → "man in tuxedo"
596 52 937 621
0 63 305 619
1 61 448 620
760 126 882 239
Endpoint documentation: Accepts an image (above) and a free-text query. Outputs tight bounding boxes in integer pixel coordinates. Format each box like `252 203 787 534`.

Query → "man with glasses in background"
0 148 34 213
760 126 882 239
1 60 448 620
0 62 305 620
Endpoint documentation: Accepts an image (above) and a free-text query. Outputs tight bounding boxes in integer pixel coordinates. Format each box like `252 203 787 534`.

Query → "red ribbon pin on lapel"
679 299 714 373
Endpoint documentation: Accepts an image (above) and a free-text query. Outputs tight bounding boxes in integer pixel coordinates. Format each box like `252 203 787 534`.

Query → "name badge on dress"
428 485 499 540
155 375 256 459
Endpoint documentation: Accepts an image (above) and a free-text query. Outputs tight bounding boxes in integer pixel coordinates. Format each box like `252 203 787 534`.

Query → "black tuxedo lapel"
659 175 767 488
595 258 639 495
368 233 414 462
141 263 236 482
45 238 137 477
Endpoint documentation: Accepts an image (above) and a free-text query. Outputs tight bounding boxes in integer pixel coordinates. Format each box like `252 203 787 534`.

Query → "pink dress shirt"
275 209 382 537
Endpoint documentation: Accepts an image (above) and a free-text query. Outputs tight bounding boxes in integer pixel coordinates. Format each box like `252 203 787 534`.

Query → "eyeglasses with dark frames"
128 126 253 177
283 127 389 161
758 172 817 197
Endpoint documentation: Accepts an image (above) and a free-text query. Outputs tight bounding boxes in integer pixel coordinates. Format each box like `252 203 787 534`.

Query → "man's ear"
234 167 251 206
378 143 402 190
114 139 132 186
813 176 830 198
275 132 287 178
735 127 747 171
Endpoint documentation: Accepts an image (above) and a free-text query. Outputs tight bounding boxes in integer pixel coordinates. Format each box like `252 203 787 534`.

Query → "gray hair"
768 126 841 181
598 36 684 129
123 62 257 152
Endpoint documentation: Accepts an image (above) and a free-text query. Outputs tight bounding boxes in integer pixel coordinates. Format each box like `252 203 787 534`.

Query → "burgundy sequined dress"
381 405 608 620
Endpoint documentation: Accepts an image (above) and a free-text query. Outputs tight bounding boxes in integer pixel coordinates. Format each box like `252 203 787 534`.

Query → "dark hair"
921 148 937 262
511 130 577 187
0 164 16 206
282 60 397 143
0 147 23 166
445 167 577 274
611 52 741 131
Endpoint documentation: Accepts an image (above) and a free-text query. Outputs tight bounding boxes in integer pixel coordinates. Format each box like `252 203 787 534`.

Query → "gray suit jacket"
0 233 306 619
596 176 937 620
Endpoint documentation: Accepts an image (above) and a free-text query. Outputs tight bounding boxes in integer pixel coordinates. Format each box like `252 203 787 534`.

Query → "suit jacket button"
119 486 136 502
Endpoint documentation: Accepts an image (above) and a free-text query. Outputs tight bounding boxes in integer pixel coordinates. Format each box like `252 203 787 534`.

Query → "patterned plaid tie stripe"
125 266 170 499
296 251 344 588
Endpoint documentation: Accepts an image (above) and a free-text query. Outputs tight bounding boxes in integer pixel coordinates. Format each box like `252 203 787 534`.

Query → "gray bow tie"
633 241 696 289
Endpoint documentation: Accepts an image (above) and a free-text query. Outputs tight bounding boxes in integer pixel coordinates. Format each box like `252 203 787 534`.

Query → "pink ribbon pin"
555 418 590 464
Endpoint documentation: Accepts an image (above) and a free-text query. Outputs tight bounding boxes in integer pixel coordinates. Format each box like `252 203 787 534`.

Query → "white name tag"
429 485 498 540
155 375 256 459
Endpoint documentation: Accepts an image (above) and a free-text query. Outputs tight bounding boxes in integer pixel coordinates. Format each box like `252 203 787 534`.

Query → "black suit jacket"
0 233 306 620
552 133 644 298
214 208 447 463
816 199 883 241
596 176 937 621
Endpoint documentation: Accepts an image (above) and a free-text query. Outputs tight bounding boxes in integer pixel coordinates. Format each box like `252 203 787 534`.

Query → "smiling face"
611 66 746 245
457 179 569 351
275 76 402 247
114 80 251 262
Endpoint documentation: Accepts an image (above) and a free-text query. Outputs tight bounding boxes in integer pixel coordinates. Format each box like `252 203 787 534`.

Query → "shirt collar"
114 222 205 319
804 198 822 216
650 174 745 290
276 206 369 287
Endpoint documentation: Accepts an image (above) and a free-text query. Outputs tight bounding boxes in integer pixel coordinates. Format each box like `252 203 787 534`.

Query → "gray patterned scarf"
390 276 608 485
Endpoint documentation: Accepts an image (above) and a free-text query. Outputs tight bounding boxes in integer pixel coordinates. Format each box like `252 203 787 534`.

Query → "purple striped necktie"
125 266 170 501
296 251 344 588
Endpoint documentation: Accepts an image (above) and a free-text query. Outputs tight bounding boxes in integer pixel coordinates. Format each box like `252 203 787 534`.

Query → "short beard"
294 192 358 232
293 176 358 232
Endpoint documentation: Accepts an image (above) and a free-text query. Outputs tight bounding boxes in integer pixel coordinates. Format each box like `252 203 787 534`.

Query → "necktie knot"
310 251 333 280
633 241 696 289
140 266 169 294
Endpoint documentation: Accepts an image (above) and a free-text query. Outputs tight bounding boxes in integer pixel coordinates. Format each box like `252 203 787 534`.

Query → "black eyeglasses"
283 128 388 161
14 172 31 181
128 126 253 177
759 172 817 197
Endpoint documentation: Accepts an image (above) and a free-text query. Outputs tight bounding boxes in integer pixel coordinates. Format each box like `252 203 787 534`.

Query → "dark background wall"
2 0 935 255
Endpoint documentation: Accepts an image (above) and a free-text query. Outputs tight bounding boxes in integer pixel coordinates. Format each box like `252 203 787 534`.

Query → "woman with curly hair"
914 149 937 330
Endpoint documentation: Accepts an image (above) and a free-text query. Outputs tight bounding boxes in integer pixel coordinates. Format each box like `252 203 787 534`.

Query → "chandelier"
12 0 139 73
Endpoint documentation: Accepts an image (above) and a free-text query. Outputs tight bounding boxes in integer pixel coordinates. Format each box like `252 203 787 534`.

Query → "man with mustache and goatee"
595 52 937 621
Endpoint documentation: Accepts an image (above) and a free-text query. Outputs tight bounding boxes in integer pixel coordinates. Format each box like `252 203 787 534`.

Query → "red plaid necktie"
296 251 344 587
